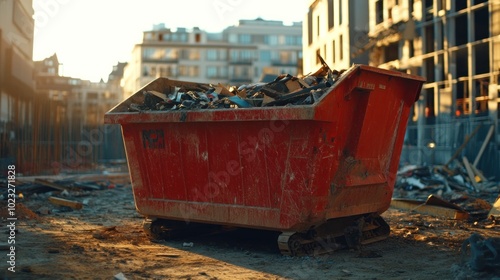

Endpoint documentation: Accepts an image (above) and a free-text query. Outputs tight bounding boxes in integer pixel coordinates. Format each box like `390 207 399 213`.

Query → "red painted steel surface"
105 65 425 232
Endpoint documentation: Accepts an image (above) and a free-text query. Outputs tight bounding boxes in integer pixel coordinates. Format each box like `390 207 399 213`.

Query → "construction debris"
128 55 344 112
461 233 500 272
395 162 498 220
48 196 83 210
34 178 71 192
488 195 500 219
391 195 469 220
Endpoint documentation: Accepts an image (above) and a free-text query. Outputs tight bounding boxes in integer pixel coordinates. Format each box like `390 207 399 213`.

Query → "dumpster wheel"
278 213 390 256
143 218 168 240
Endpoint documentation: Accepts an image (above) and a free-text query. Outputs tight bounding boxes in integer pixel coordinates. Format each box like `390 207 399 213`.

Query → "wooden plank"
470 164 488 183
146 90 167 101
444 124 481 167
473 124 495 167
34 178 70 192
462 156 479 192
48 197 83 210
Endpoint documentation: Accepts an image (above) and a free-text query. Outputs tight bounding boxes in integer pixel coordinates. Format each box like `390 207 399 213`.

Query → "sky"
32 0 307 82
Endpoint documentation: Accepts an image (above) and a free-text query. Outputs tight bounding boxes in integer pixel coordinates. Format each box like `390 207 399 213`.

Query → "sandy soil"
1 176 499 280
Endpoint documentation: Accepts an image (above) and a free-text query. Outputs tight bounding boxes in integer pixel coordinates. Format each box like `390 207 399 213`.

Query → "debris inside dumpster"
128 55 344 112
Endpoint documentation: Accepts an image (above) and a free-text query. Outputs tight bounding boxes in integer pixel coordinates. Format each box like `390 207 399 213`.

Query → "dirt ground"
1 174 499 280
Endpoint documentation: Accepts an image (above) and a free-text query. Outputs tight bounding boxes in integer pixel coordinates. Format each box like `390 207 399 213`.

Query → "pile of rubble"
129 57 344 112
394 161 499 221
0 173 130 215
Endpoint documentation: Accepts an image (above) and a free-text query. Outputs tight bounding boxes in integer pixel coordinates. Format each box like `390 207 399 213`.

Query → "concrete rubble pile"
129 57 344 112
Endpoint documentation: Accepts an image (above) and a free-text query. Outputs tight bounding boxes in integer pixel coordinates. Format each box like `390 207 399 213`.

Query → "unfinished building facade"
33 55 125 174
0 0 35 171
366 0 500 178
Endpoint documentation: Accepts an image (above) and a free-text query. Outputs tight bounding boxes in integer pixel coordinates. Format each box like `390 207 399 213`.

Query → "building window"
206 49 226 61
316 49 321 64
195 33 201 43
339 35 344 60
280 51 296 64
307 7 313 45
384 42 399 62
228 34 237 43
264 35 279 45
143 48 155 59
375 0 384 24
408 40 415 57
328 0 334 29
178 66 199 77
189 50 200 60
207 66 217 78
230 50 253 62
233 66 250 78
260 50 271 61
239 34 251 44
207 49 217 61
332 40 336 63
206 66 228 78
424 25 434 53
317 15 320 36
285 35 301 46
240 50 253 61
339 0 343 25
159 66 166 77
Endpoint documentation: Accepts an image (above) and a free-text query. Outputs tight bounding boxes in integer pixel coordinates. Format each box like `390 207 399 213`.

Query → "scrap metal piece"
228 96 252 108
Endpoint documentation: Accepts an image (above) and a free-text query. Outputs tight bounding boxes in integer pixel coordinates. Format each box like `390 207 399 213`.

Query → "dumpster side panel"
318 67 423 219
123 119 324 230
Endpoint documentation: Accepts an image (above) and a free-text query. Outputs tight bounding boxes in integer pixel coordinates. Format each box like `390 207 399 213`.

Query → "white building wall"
303 0 369 74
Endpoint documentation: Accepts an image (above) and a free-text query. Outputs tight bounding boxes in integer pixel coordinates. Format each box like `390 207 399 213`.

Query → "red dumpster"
105 65 425 255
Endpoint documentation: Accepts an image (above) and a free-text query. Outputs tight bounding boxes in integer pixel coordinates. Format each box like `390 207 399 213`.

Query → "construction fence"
401 116 499 180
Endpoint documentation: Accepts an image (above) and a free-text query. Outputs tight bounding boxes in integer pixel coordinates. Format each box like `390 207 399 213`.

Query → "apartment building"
122 19 303 98
366 0 500 178
302 0 370 74
0 0 35 169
